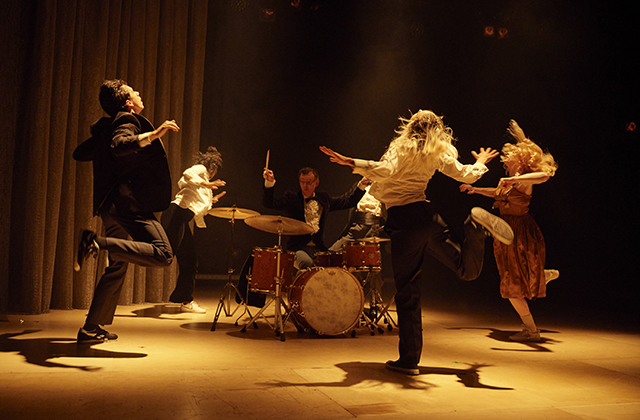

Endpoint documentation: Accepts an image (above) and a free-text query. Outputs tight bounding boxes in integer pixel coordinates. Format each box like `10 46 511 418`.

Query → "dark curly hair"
194 146 223 175
99 79 130 117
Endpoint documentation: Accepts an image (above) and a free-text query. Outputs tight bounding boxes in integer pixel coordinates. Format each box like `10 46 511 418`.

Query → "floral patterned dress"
493 186 546 299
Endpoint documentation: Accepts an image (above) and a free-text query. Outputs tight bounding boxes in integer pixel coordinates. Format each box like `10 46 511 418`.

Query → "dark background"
194 1 637 323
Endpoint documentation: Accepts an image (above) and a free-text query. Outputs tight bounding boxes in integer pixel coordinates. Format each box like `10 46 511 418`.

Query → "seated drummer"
262 166 367 270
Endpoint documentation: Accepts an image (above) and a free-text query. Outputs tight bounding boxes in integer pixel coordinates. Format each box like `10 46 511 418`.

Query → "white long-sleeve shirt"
357 185 383 217
352 146 488 208
172 164 213 228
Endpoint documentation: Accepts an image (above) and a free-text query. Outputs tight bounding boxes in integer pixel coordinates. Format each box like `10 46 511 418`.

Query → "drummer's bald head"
298 167 319 181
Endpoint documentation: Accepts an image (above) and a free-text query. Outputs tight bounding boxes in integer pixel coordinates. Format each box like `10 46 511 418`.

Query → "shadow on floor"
257 361 514 391
114 304 192 321
448 327 561 352
0 329 147 371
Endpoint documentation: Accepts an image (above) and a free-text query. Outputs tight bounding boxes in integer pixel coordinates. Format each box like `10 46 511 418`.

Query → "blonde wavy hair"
501 120 558 176
387 110 457 161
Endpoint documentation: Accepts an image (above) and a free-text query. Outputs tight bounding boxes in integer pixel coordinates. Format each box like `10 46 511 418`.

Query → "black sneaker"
385 359 419 375
77 326 118 343
470 207 514 245
74 230 99 272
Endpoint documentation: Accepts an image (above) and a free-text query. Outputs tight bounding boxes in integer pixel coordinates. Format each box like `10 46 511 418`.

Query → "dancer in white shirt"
161 147 226 313
320 109 513 375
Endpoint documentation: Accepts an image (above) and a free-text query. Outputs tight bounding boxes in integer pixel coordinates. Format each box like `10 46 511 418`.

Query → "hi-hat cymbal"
357 236 390 243
245 215 314 235
208 207 261 220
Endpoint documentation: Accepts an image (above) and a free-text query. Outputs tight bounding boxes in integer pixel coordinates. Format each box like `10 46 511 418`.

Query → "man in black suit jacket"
73 79 180 343
262 166 367 270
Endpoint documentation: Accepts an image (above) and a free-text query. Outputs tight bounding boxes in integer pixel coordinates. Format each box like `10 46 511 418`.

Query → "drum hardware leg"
233 293 254 326
286 302 306 334
212 280 250 331
360 269 395 333
211 208 248 331
359 310 377 336
239 248 291 341
374 295 397 331
240 295 275 332
358 270 378 334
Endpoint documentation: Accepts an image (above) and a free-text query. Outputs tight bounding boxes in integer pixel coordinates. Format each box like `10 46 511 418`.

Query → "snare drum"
248 247 295 293
288 267 364 336
343 242 381 271
314 251 344 267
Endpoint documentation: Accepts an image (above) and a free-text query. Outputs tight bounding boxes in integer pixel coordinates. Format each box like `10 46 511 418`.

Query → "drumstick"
265 149 270 170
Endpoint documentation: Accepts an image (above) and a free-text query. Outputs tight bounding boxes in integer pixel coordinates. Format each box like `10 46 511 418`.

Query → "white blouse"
172 164 213 228
352 146 488 208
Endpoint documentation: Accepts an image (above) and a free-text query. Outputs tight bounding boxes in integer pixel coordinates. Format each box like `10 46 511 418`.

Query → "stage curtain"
0 0 209 314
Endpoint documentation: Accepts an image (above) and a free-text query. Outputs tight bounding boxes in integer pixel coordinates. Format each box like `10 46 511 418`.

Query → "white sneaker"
471 207 514 245
181 301 207 314
545 269 560 284
509 325 541 342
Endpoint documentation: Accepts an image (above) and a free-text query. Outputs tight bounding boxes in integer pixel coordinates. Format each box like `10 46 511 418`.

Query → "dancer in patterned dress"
460 120 558 342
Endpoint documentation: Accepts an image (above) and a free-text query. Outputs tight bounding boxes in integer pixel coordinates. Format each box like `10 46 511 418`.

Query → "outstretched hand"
471 147 499 165
152 120 180 140
319 146 355 168
459 184 475 194
204 179 226 189
212 191 226 204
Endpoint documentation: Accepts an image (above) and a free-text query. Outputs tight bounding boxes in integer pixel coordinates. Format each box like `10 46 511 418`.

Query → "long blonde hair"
502 120 558 176
386 110 457 161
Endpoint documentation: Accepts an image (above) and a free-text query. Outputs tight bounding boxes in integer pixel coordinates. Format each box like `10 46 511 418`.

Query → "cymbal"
208 207 261 220
245 215 314 235
357 236 390 243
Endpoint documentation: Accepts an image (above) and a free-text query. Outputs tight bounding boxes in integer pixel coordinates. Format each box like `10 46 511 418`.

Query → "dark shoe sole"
471 207 514 245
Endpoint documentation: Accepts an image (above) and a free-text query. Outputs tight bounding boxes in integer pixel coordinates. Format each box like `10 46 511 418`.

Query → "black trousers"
385 201 486 365
85 202 173 326
161 203 198 303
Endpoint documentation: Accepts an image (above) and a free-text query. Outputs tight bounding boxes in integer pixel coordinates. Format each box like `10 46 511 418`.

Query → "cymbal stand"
360 267 396 333
365 268 397 331
240 229 289 341
349 268 379 335
212 206 251 331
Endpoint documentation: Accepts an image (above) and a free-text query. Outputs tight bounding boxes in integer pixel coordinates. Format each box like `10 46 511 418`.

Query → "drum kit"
207 206 396 341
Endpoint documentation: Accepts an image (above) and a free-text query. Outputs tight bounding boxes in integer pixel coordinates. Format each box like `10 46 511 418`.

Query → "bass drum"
288 267 364 336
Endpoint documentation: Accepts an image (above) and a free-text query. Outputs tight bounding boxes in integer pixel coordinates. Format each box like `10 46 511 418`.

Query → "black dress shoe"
74 230 98 272
77 326 118 343
385 359 419 375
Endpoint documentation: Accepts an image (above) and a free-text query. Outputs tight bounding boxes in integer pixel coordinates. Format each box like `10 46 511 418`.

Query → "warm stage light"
627 122 636 132
498 28 509 38
260 8 276 21
484 26 495 36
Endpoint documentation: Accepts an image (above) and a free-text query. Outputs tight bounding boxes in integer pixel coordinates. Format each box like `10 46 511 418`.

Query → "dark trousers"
161 203 198 303
385 201 486 365
85 202 173 326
